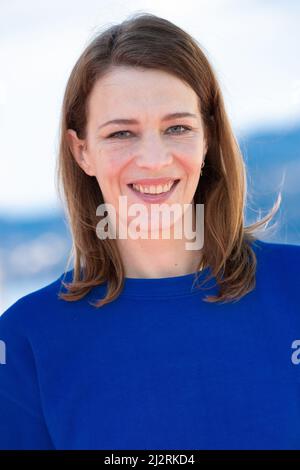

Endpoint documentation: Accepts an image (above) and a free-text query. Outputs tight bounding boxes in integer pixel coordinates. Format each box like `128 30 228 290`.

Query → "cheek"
93 160 127 205
175 139 204 169
95 146 131 180
178 153 202 177
94 158 123 186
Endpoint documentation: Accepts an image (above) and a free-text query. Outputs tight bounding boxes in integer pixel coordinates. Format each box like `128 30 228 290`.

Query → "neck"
114 202 204 279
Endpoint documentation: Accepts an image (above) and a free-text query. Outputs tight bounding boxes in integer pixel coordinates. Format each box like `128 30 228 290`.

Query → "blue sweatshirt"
0 238 300 450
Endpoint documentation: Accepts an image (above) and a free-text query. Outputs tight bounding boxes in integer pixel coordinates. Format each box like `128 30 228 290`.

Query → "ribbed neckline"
60 265 213 299
119 266 212 298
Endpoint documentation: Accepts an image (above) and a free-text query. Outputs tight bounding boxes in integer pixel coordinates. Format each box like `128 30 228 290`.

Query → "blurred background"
0 0 299 313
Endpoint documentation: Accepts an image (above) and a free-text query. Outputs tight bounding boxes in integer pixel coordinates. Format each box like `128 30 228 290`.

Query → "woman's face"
67 65 207 234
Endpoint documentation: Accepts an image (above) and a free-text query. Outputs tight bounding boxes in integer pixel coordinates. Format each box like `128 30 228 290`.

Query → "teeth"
132 181 175 194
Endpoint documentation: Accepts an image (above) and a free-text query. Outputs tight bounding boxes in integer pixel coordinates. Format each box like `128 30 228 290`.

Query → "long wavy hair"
56 12 280 307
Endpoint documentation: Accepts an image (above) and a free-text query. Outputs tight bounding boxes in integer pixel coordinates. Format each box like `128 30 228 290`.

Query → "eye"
106 125 192 139
166 125 192 134
107 130 132 139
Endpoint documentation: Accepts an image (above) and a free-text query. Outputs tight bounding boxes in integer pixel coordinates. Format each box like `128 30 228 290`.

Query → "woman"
0 12 299 450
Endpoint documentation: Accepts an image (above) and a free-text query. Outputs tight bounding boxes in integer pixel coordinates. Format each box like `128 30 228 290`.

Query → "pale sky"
1 0 299 215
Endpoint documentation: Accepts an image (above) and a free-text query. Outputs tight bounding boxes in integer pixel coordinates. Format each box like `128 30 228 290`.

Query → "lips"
127 179 180 203
127 177 180 186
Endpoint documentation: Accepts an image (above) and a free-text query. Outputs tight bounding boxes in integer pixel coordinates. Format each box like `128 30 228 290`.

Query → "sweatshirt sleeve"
0 298 55 450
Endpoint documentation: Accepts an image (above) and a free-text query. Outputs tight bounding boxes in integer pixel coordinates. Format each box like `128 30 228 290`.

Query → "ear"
66 129 95 177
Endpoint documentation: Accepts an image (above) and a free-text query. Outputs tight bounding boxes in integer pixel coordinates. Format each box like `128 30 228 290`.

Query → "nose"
134 132 174 170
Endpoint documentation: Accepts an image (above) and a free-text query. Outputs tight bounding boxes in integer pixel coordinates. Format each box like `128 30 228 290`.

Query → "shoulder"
251 238 300 266
251 238 300 255
250 238 300 289
0 269 74 336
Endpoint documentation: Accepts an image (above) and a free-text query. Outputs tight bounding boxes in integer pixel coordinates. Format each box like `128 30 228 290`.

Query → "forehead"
88 66 199 119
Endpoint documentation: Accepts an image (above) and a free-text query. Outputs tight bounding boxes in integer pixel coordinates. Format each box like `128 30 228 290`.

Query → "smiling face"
67 65 207 235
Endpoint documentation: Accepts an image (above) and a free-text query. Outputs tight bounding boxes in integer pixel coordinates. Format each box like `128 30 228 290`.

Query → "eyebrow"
97 112 198 131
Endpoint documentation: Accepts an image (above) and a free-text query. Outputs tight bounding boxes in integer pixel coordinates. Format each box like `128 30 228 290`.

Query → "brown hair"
56 12 280 307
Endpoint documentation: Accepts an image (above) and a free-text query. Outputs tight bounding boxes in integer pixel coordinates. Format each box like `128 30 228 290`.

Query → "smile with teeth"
131 180 177 194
